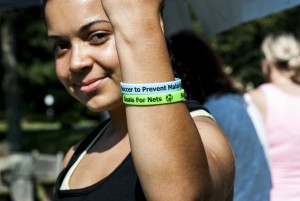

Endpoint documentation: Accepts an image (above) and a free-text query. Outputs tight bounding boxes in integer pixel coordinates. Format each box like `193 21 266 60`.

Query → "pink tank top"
260 83 300 201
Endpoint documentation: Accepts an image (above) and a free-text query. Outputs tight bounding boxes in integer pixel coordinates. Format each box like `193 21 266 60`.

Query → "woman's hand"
100 0 170 83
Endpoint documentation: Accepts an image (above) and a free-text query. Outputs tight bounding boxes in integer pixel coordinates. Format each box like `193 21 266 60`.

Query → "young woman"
41 0 235 200
249 32 300 201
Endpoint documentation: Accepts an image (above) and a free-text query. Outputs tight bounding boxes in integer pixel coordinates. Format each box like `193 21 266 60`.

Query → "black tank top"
53 100 207 201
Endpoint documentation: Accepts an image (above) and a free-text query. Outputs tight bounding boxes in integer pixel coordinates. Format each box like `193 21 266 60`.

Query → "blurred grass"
0 120 99 155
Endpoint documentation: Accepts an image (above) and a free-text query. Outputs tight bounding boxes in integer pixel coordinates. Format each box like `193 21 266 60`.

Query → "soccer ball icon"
166 94 173 102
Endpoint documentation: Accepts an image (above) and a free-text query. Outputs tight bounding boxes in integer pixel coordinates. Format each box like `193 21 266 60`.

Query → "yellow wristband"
123 89 185 106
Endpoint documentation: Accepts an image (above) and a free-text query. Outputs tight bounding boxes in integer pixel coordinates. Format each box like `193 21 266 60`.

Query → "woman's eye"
53 42 70 56
89 33 109 45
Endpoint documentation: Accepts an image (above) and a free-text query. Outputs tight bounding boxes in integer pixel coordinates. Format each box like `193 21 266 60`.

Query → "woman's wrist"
115 28 173 84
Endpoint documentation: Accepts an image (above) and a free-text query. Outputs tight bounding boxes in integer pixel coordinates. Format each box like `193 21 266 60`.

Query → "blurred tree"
209 6 300 88
1 11 22 152
185 4 300 89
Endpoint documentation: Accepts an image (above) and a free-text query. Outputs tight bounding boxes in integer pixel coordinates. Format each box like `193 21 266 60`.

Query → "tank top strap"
60 119 111 190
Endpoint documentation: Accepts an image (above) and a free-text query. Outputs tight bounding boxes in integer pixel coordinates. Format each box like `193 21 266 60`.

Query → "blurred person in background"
249 31 300 201
168 30 271 201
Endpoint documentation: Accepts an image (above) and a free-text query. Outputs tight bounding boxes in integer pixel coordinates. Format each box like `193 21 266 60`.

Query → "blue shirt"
204 94 271 201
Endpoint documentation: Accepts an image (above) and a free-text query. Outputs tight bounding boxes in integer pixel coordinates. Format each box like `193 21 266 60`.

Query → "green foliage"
207 6 300 88
0 126 93 154
18 61 56 85
182 5 300 88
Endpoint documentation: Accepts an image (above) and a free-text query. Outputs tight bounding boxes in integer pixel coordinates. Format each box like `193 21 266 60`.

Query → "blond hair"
262 32 300 84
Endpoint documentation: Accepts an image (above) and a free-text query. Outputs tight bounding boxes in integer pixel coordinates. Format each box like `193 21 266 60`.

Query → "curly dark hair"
167 30 242 104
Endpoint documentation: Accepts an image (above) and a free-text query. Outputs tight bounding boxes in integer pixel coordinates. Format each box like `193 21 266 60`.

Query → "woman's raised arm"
101 0 235 200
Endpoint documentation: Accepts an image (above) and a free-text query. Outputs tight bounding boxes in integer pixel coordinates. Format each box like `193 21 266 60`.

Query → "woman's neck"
107 104 128 136
270 67 300 94
270 67 293 85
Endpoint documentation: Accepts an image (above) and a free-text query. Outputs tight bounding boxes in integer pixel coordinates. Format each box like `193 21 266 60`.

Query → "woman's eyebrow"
47 35 60 41
79 19 111 32
47 19 111 40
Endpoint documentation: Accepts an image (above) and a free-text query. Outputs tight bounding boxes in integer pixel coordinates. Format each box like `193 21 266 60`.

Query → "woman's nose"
69 43 92 72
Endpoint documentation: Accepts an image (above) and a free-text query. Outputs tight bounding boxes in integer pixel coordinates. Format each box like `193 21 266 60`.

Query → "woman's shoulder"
259 82 300 98
257 83 277 92
185 100 215 121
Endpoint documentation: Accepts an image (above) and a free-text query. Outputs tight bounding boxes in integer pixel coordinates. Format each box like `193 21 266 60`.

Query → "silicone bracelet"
123 89 185 106
120 78 181 94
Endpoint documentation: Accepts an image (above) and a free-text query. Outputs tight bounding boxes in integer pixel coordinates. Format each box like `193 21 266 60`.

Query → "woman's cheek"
99 39 120 70
55 64 70 88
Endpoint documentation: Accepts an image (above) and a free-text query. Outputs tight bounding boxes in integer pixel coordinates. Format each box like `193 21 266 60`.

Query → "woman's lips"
80 79 103 93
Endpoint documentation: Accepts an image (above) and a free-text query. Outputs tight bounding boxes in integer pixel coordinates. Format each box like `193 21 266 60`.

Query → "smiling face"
45 0 122 112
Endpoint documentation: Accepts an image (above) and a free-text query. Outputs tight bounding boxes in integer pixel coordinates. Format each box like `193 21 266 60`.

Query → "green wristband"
123 89 185 106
